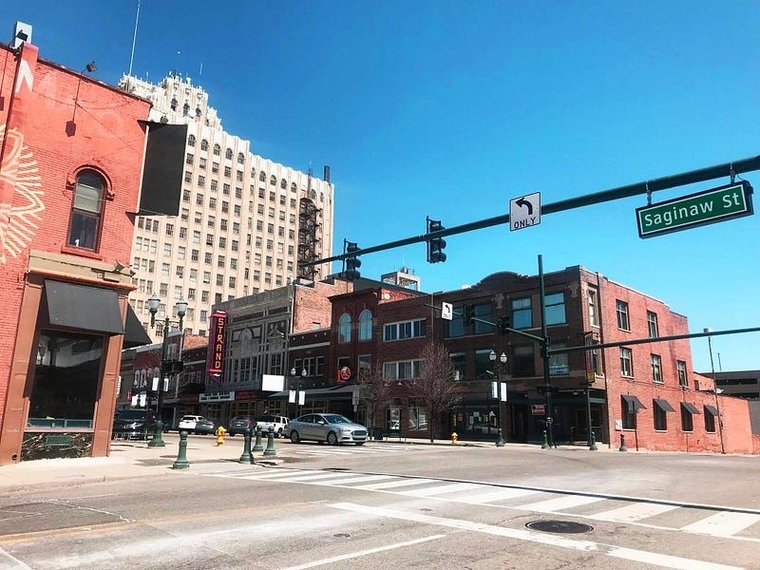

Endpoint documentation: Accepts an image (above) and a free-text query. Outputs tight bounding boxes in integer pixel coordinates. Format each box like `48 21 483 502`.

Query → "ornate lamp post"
290 366 307 418
489 350 508 447
146 293 188 448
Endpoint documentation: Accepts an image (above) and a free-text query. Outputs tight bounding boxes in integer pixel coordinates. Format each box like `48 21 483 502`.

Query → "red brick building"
0 32 172 463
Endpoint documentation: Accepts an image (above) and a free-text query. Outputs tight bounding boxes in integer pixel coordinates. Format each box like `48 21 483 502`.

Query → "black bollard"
589 430 598 451
263 425 277 456
541 430 549 449
252 425 264 452
239 426 254 464
619 433 628 452
172 430 190 469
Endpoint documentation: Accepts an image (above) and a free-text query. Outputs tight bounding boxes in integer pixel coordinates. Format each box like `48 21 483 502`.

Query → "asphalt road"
0 442 758 569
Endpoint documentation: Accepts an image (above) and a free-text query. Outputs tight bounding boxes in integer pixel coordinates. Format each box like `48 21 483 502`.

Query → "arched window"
195 107 202 118
237 152 245 164
269 175 277 186
225 148 233 160
201 139 209 151
68 169 105 250
170 98 178 111
213 144 221 156
182 102 189 116
291 182 297 193
280 179 287 189
358 310 373 341
259 171 266 182
338 313 352 343
250 168 256 179
188 134 196 147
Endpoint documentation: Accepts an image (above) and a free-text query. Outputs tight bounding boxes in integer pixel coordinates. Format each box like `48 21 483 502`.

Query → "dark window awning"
123 304 152 348
704 404 719 416
653 398 675 412
680 402 701 414
44 280 123 335
622 394 646 411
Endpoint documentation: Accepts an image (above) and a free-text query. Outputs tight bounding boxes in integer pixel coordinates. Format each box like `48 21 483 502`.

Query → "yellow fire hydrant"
216 425 227 446
451 432 458 445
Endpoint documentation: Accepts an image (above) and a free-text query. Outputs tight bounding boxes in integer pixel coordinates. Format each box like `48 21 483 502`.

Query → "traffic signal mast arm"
299 154 760 269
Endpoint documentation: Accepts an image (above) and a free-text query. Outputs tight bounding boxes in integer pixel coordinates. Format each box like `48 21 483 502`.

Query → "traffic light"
343 240 361 280
498 315 511 335
426 217 447 263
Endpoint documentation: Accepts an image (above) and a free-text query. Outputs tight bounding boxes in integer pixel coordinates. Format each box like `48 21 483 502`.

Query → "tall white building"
119 73 334 340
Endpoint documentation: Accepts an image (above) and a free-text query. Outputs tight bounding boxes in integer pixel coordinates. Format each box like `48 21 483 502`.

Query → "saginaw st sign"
636 181 753 238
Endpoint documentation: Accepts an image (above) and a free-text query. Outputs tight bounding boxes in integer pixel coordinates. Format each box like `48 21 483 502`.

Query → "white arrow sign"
509 192 541 231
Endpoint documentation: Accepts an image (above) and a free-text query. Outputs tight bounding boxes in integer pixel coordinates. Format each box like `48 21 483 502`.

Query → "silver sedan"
288 413 368 445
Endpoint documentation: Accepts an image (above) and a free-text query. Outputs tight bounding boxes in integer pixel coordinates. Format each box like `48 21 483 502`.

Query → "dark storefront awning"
680 402 701 414
45 280 123 334
704 404 719 416
622 394 646 411
123 304 152 348
653 398 675 413
265 385 357 401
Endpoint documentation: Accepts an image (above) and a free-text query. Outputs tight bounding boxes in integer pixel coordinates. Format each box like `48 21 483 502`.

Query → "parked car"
193 418 218 435
112 409 154 440
227 415 255 436
288 413 368 446
177 415 204 432
256 414 289 438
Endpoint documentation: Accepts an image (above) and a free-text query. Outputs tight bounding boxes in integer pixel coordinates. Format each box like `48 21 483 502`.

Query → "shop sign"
206 310 228 381
531 404 546 416
199 391 235 403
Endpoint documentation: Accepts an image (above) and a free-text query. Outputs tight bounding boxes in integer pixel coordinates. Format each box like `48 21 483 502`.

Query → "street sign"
510 192 541 231
441 302 453 320
636 181 753 238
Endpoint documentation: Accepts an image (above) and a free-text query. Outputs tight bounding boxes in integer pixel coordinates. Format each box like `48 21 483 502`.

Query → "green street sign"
636 181 754 238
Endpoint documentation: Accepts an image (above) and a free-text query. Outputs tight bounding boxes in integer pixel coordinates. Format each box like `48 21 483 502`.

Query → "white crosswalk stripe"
202 468 760 541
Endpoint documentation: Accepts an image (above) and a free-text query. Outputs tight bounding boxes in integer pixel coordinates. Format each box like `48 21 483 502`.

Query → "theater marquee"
207 310 228 382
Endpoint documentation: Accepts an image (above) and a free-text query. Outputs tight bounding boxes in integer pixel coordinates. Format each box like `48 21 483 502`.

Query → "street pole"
148 318 170 448
538 255 556 449
705 330 725 454
490 350 507 447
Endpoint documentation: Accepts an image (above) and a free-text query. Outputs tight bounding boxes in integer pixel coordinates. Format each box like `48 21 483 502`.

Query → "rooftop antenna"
127 0 141 76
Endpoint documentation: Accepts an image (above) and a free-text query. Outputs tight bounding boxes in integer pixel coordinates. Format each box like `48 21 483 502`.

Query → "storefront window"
29 331 103 429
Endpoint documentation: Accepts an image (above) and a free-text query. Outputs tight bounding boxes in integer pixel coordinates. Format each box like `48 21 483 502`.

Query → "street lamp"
290 366 307 418
146 293 188 448
489 350 508 447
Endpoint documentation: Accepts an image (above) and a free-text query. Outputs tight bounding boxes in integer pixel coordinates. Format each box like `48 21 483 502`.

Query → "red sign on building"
206 310 227 382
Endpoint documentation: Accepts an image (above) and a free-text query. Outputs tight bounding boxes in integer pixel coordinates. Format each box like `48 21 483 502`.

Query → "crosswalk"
202 467 760 542
284 442 435 457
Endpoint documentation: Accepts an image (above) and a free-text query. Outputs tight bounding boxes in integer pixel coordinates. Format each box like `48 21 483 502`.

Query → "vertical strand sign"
206 310 227 383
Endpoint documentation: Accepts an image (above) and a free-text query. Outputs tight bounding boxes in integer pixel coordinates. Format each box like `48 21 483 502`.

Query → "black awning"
45 280 123 335
123 304 152 348
653 398 675 412
680 402 701 414
704 404 719 416
622 394 646 411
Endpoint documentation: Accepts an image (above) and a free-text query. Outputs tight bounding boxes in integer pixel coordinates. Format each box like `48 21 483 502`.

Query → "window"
201 139 208 151
237 152 245 164
383 360 424 381
651 354 663 383
384 319 426 341
588 289 599 327
512 297 532 329
544 292 566 325
512 345 535 377
450 352 466 381
621 395 642 429
187 134 195 146
549 343 569 376
616 300 630 330
677 360 688 388
647 311 659 338
30 331 103 429
270 175 277 185
473 303 492 335
653 399 673 430
704 405 717 432
680 402 698 432
213 144 221 156
620 347 633 377
338 313 352 343
224 166 231 177
68 170 105 250
204 252 212 264
225 148 233 160
358 310 373 341
447 307 465 337
259 171 266 182
474 349 493 379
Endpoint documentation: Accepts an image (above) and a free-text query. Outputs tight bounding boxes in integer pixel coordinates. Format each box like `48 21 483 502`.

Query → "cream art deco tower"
119 73 334 341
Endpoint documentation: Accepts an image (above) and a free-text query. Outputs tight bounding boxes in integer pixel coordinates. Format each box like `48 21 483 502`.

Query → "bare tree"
409 341 461 442
356 363 394 438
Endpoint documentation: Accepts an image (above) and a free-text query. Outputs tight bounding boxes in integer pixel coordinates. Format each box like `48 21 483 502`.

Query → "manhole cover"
526 520 594 534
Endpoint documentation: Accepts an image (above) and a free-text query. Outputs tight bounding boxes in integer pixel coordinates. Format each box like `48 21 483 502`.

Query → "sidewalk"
0 434 612 494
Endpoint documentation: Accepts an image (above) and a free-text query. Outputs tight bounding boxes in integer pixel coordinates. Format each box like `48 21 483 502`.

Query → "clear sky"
3 1 759 373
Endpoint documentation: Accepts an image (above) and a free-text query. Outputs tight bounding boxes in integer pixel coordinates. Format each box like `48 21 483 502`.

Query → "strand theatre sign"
207 310 228 382
636 181 753 238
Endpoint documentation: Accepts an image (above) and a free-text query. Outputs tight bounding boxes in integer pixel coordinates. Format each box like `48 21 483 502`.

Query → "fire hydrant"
216 425 227 446
451 432 458 445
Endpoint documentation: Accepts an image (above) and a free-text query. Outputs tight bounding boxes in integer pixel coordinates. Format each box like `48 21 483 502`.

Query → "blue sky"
3 1 759 372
